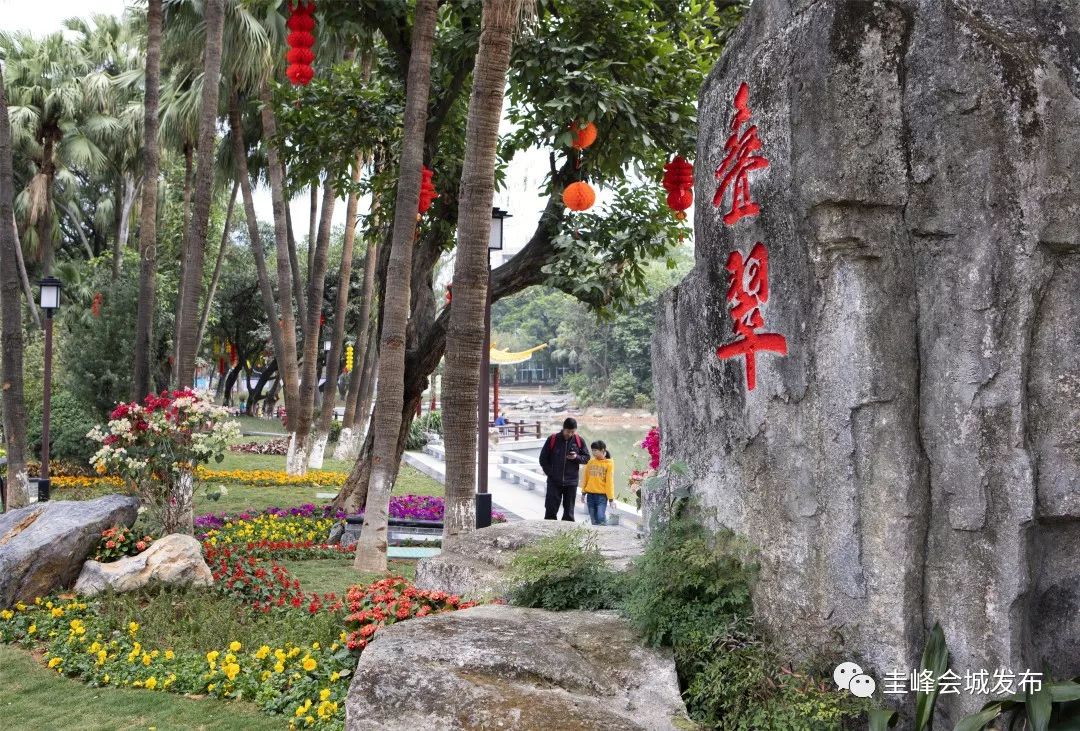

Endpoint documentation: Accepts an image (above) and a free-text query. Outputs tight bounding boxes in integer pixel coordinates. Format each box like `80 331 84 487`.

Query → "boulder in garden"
75 534 213 597
415 519 642 600
0 495 140 607
345 604 689 731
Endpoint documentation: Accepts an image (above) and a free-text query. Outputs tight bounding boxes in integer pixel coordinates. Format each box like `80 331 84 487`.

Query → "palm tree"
0 65 29 510
442 0 526 539
310 153 364 468
2 31 113 274
174 0 227 388
132 0 164 401
353 0 440 573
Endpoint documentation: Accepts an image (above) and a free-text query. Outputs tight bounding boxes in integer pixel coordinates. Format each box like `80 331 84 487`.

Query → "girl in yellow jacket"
580 440 615 525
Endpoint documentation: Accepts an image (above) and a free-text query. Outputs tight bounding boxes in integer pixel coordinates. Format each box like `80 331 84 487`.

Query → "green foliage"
27 390 99 467
417 410 442 436
507 529 625 611
624 513 756 647
404 418 429 451
915 623 949 730
602 368 639 408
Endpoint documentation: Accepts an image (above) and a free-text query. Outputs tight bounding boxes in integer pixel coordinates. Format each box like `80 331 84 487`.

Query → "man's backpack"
548 433 584 451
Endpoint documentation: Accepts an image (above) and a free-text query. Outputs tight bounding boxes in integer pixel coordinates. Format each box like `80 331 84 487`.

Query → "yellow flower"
27 624 36 635
302 657 317 672
224 653 236 664
255 645 270 660
142 653 152 666
330 672 340 683
305 717 314 727
14 602 26 612
145 676 158 690
223 662 240 681
311 642 320 650
319 689 330 701
47 657 63 668
96 650 107 665
50 607 64 618
164 650 175 661
0 610 13 620
206 650 220 665
102 674 110 683
207 683 217 692
339 631 347 642
229 640 241 652
274 662 285 673
128 622 139 634
261 670 271 681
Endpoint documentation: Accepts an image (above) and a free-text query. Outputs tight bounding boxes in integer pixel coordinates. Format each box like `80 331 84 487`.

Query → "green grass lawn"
0 644 282 731
280 557 418 595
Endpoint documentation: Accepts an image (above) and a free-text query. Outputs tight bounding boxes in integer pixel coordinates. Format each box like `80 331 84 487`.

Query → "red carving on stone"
716 242 787 391
713 82 768 226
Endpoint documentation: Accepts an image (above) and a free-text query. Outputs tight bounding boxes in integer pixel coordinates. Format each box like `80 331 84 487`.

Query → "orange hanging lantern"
570 120 597 150
285 2 317 86
418 165 439 214
562 181 596 212
662 155 694 220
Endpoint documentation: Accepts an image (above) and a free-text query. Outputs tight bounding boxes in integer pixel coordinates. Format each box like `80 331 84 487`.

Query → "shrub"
404 418 428 450
602 368 640 407
624 514 756 647
417 409 442 436
27 390 100 467
92 526 154 562
507 529 625 610
328 419 343 443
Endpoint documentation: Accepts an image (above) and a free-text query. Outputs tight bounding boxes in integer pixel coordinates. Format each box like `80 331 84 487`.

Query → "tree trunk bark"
0 66 29 510
247 359 277 416
288 179 335 474
171 142 195 385
162 469 195 535
336 322 378 462
442 0 520 539
353 0 439 572
307 183 317 274
228 91 286 377
194 178 239 353
130 0 160 399
285 203 307 344
175 0 226 389
11 213 41 330
311 155 363 469
259 79 302 464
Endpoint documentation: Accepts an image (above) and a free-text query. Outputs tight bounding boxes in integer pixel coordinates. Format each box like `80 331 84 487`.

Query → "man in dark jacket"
539 417 590 521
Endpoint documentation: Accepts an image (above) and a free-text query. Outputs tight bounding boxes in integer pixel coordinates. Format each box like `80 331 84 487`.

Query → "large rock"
415 519 642 600
0 495 140 606
75 534 213 596
345 604 688 731
652 0 1080 722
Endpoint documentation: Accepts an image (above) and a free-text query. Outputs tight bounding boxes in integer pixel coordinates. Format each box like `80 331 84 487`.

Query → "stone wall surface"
652 0 1080 720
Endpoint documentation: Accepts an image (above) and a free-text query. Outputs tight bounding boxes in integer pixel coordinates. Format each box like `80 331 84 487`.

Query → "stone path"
402 446 642 532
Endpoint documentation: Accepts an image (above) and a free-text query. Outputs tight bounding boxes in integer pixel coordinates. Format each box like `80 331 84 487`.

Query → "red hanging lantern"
570 120 597 150
218 357 226 376
562 181 596 212
418 165 439 215
662 155 694 220
285 2 317 86
91 292 103 318
229 343 239 366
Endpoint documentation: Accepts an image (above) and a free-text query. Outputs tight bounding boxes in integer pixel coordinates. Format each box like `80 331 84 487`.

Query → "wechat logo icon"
834 661 877 698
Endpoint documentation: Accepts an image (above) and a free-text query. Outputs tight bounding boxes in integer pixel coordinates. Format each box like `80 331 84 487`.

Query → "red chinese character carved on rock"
713 82 768 226
716 242 787 391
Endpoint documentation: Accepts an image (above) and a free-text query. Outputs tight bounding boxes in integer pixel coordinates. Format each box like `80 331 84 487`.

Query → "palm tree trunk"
353 0 439 572
355 325 379 442
310 156 363 468
443 0 521 539
307 183 317 273
285 203 307 344
194 178 239 352
11 213 41 330
333 241 377 461
258 79 301 461
0 66 29 510
289 179 335 474
170 141 195 385
175 0 226 388
228 90 286 373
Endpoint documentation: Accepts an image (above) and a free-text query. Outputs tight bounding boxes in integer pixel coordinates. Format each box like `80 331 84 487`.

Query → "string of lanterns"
345 343 354 373
662 155 694 219
563 119 597 212
418 165 439 215
285 2 317 86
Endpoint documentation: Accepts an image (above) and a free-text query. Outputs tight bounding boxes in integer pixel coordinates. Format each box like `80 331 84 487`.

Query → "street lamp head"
323 340 332 352
39 276 62 313
490 207 512 251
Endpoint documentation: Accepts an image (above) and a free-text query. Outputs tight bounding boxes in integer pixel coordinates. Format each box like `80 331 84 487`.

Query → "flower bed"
53 468 349 492
230 437 291 455
343 578 476 652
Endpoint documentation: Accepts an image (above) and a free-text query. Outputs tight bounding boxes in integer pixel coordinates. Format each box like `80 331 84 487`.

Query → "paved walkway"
403 445 641 532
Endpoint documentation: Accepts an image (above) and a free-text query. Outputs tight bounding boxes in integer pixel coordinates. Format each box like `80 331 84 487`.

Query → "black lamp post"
38 276 62 502
476 207 511 528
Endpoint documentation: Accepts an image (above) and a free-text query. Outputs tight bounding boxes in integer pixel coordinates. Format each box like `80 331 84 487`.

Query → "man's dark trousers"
544 480 576 521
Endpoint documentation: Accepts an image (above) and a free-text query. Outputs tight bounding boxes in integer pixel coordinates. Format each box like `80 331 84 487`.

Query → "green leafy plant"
27 390 100 467
507 529 625 611
92 526 154 563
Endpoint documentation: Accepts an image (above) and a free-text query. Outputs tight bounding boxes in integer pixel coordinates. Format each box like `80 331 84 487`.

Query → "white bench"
497 463 547 492
499 451 537 466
